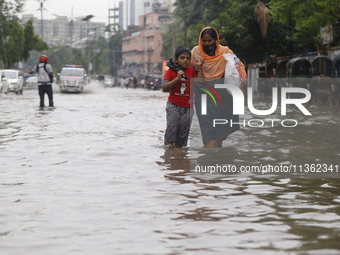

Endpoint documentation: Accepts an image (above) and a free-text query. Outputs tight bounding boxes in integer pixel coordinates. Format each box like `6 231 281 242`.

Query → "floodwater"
0 83 340 255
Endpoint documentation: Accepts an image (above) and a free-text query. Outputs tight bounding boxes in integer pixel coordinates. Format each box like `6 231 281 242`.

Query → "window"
146 36 154 42
123 39 131 45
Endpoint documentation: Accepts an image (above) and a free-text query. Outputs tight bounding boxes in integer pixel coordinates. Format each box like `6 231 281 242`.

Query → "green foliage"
2 18 24 68
0 1 47 68
108 31 122 76
163 0 340 64
161 29 174 60
269 0 340 48
22 19 48 62
186 23 205 50
0 0 25 66
172 0 207 47
25 32 123 77
25 46 87 74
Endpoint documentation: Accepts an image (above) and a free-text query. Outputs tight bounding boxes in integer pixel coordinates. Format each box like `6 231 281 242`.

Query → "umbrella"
166 58 188 80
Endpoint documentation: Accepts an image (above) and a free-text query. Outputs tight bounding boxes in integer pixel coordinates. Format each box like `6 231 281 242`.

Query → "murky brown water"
0 83 339 254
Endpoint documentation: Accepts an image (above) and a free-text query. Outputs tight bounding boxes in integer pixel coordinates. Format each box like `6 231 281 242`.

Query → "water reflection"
158 147 340 252
157 95 340 252
1 86 340 254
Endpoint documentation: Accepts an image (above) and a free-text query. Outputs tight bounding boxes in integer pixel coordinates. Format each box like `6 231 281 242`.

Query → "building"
121 3 173 76
119 1 124 30
130 0 135 26
117 0 174 31
22 14 105 47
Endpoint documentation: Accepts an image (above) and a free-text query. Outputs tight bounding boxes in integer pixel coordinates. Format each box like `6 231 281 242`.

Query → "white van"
0 69 24 94
57 65 88 93
0 71 9 94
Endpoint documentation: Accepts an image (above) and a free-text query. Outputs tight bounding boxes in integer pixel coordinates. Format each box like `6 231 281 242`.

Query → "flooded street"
0 83 340 255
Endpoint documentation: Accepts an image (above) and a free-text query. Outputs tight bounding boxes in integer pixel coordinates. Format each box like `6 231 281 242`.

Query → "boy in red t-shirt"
163 47 200 148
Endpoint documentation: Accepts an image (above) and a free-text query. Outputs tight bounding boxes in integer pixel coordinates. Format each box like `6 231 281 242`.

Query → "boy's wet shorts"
164 101 193 147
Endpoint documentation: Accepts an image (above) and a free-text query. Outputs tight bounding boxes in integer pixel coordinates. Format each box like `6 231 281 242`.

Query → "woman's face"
201 33 216 46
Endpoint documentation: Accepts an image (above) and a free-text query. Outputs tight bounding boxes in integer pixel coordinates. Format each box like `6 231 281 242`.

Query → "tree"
255 1 271 37
269 0 340 48
108 31 122 76
2 18 24 68
173 0 208 47
0 0 25 65
22 19 48 63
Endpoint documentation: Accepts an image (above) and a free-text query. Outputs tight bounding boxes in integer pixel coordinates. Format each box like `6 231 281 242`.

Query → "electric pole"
37 0 47 41
70 6 73 62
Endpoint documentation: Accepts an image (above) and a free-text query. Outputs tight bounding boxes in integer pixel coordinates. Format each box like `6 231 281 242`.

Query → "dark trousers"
38 84 53 107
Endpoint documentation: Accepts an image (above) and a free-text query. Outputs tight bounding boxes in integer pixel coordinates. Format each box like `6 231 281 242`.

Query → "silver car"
25 76 38 86
1 69 24 94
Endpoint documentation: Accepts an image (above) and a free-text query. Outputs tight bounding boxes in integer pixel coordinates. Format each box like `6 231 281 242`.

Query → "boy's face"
175 52 191 69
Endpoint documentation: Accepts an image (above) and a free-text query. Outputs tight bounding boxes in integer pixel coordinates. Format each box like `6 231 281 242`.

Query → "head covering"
191 27 246 79
39 55 48 63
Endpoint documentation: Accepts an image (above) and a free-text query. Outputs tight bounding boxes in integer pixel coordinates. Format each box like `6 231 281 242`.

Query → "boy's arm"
162 70 184 92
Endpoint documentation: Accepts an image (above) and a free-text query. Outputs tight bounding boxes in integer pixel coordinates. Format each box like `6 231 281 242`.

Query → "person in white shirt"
26 55 54 107
124 77 129 89
120 77 125 88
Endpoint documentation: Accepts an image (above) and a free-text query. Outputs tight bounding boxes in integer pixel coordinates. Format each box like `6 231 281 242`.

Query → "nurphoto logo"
197 80 312 128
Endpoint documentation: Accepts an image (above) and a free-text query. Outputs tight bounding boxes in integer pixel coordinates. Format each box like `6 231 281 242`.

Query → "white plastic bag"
223 54 241 88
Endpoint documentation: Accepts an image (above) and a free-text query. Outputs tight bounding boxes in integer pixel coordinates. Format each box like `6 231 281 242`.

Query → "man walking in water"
26 55 54 108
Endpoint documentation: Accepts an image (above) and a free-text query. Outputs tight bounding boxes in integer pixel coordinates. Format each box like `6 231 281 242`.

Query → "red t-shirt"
163 66 197 107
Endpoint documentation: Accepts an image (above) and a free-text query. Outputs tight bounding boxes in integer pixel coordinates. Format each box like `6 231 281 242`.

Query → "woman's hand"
194 59 205 73
194 65 202 73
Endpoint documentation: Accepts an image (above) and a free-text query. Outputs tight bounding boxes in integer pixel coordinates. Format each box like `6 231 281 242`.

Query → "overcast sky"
20 0 145 27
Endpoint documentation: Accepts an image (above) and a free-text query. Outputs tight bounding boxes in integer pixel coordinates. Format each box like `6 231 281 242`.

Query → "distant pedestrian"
125 77 129 89
120 77 124 88
133 77 138 89
140 78 145 88
26 55 54 108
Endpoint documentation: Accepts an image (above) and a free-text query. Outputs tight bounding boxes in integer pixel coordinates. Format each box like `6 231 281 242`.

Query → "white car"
1 69 24 94
57 65 88 93
0 72 9 94
104 76 114 87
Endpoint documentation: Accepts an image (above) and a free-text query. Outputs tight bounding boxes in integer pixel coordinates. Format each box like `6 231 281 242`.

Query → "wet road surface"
0 83 340 254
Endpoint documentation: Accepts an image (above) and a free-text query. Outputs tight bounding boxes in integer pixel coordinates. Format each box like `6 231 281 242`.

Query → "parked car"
0 71 9 94
0 69 24 94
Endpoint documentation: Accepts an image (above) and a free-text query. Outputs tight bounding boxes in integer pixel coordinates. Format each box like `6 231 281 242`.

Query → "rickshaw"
276 59 289 89
286 57 313 98
311 56 334 104
257 62 278 97
331 53 340 106
334 53 340 77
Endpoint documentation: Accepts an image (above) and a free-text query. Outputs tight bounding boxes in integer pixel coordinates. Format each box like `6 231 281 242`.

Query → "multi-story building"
121 3 173 76
22 14 105 47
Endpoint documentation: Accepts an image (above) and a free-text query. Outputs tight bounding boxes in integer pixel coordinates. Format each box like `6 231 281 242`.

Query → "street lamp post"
37 0 46 41
52 9 75 62
81 15 94 75
70 6 73 62
93 49 100 78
